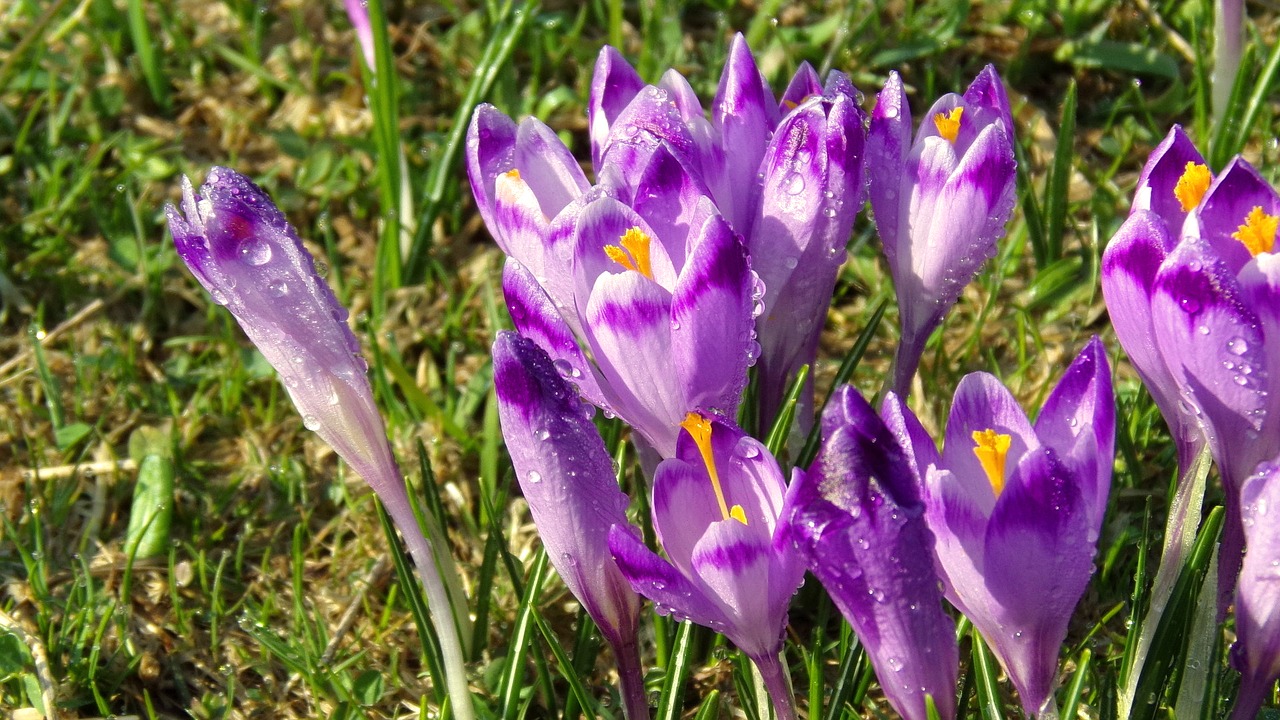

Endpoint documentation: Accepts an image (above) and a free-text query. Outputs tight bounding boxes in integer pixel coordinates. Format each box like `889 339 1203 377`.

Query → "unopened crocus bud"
166 167 475 720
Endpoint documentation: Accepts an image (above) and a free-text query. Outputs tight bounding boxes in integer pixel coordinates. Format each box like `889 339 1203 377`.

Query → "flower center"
605 227 655 280
503 168 521 181
971 429 1011 496
681 412 747 525
933 107 964 144
1233 206 1279 257
1173 162 1211 212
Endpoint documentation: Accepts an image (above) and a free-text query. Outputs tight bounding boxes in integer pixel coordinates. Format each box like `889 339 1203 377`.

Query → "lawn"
1 0 1279 718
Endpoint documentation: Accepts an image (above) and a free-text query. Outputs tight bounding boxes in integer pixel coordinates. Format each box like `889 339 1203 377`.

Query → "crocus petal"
671 212 754 417
589 46 645 170
1132 125 1206 223
631 143 715 270
491 170 551 275
1231 461 1280 720
940 372 1039 511
492 332 641 646
607 523 733 630
501 259 610 411
1101 210 1204 469
752 87 867 425
962 64 1014 144
514 117 590 219
1152 237 1268 609
924 464 990 601
880 391 941 481
573 196 678 296
582 272 683 454
779 61 823 109
712 33 778 231
1196 157 1280 275
867 71 912 269
1033 336 1115 530
786 386 958 720
981 447 1093 714
466 105 518 247
600 85 704 195
688 518 780 656
652 457 730 578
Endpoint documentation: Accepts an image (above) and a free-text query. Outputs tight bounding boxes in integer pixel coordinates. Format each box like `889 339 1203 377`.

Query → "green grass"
2 0 1279 718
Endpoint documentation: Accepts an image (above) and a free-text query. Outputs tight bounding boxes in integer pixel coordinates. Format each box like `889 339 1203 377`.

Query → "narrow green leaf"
655 621 699 720
971 629 1005 720
1041 80 1077 266
765 364 809 459
376 500 447 705
126 0 170 110
499 550 549 720
530 606 595 718
1061 649 1091 720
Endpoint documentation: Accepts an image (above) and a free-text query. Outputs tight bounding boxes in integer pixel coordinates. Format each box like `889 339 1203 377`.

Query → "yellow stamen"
605 227 655 279
1173 162 1211 212
1233 206 1279 257
933 107 964 144
503 168 521 181
681 412 746 525
971 429 1012 497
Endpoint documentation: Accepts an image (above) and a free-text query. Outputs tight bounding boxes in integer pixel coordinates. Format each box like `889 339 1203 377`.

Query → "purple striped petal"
780 62 823 109
491 169 551 275
940 372 1038 513
981 446 1093 714
573 196 678 297
962 64 1014 144
1034 336 1115 530
466 105 518 251
501 259 609 411
589 46 645 171
881 391 940 482
1101 210 1205 470
1196 157 1280 275
1230 460 1280 720
671 212 754 417
582 271 683 454
689 517 780 657
631 143 715 270
1132 125 1206 224
514 117 590 219
607 523 732 630
867 71 912 270
712 33 778 231
786 386 958 720
492 332 641 647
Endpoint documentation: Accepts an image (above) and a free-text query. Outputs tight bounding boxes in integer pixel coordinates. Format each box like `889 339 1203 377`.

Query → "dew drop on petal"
239 237 272 265
527 470 542 484
268 279 288 297
302 414 320 431
1228 337 1249 355
783 172 805 195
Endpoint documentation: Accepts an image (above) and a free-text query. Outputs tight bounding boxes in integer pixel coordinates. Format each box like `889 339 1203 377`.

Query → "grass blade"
655 621 700 720
500 549 549 720
375 500 447 706
971 629 1005 720
1040 79 1077 267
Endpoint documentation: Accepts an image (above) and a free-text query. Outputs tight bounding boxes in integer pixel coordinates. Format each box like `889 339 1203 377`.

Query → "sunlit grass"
2 0 1279 717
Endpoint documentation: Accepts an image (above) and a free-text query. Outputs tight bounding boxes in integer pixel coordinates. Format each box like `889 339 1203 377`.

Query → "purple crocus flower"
1150 155 1280 610
492 331 648 720
885 337 1114 715
468 107 757 458
607 414 805 720
585 36 869 432
165 168 475 720
1102 125 1209 475
783 385 958 720
1231 459 1280 719
867 67 1018 398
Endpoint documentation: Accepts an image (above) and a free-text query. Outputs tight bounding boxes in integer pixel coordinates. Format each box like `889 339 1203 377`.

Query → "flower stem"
613 635 651 720
751 650 798 720
386 499 476 720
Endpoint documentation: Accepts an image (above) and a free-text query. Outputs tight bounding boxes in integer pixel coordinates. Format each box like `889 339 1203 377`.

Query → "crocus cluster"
472 34 869 442
1103 127 1280 611
474 36 1051 720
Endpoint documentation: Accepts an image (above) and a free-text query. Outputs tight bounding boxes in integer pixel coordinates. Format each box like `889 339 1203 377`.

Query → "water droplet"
1228 337 1249 355
239 237 271 265
210 289 228 305
302 414 320 430
887 656 903 672
268 279 288 297
1179 296 1201 313
535 428 551 441
527 471 542 484
783 172 805 195
1197 325 1210 336
822 207 837 218
784 257 799 270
